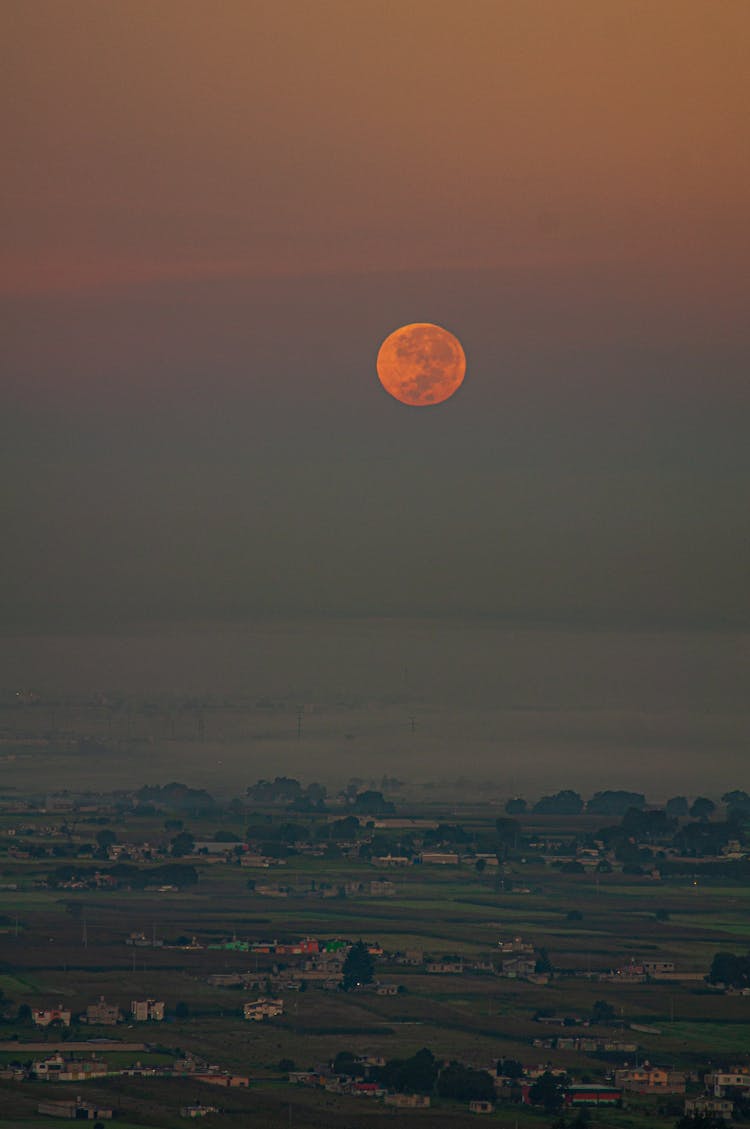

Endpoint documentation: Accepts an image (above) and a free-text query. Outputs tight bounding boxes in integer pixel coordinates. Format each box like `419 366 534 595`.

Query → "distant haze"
1 621 747 797
2 3 748 793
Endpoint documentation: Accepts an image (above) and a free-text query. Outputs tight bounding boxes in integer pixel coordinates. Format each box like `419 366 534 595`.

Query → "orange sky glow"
3 0 748 298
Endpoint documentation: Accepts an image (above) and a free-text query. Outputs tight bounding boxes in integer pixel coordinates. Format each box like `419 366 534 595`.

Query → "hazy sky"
3 0 749 631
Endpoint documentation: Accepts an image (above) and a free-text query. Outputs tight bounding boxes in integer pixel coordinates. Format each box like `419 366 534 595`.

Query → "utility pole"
296 708 303 740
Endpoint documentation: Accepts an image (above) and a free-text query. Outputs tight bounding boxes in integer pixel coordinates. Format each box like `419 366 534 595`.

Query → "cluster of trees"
135 782 216 814
245 777 398 816
341 941 375 991
344 790 395 816
246 777 327 810
46 862 198 889
504 789 748 824
708 951 750 988
341 1047 495 1102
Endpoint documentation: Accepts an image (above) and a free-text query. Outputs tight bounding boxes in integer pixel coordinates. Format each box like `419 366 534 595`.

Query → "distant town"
0 774 748 1125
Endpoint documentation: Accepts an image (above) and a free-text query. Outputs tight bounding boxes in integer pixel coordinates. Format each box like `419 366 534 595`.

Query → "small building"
368 879 396 896
131 998 165 1021
615 1067 686 1094
426 960 464 974
502 956 537 977
38 1099 112 1120
376 983 399 995
85 995 120 1025
642 960 675 975
180 1105 219 1118
469 1099 494 1113
567 1085 622 1106
192 1071 250 1088
372 854 411 867
33 1054 108 1082
685 1097 734 1120
243 997 284 1021
420 851 459 865
32 1006 71 1028
705 1068 750 1096
384 1093 431 1107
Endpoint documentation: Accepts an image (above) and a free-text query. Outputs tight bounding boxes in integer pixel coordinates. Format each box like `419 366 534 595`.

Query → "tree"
341 941 375 991
529 1070 569 1112
333 1050 360 1076
376 1047 438 1094
665 796 689 818
590 1000 616 1025
246 776 303 804
708 951 750 988
535 947 553 975
690 797 716 821
620 807 676 843
174 1000 190 1019
95 829 117 851
437 1061 495 1102
722 789 750 811
475 858 486 874
497 1058 524 1080
351 790 395 815
722 790 750 824
505 797 527 814
587 791 646 816
170 831 195 858
533 791 583 815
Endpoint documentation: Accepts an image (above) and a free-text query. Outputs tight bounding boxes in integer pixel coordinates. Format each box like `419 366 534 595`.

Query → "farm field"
0 772 748 1126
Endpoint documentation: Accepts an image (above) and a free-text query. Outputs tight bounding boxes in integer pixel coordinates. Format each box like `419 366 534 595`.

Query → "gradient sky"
2 0 749 630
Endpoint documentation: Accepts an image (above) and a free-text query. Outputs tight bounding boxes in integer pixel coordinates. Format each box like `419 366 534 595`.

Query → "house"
642 960 675 976
85 995 120 1025
131 998 165 1021
180 1106 219 1118
685 1097 733 1120
32 1006 71 1028
207 973 245 987
426 960 464 974
368 879 396 896
420 851 459 865
33 1054 108 1082
376 983 399 995
498 936 533 954
38 1099 113 1120
243 997 283 1021
615 1067 686 1094
469 1099 494 1113
192 1071 250 1088
353 1081 381 1096
705 1068 750 1096
372 854 411 866
384 1093 431 1107
501 956 537 977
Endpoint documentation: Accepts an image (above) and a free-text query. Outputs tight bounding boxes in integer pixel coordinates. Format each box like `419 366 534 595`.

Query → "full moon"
376 322 466 407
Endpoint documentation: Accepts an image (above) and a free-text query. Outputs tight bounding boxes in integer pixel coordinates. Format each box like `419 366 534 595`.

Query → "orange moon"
376 322 466 407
